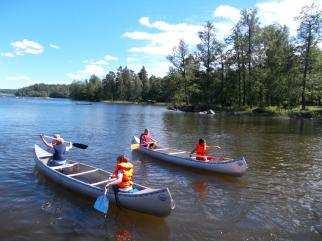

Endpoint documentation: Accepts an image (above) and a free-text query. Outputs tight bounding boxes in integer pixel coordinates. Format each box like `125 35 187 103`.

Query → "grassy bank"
235 106 322 118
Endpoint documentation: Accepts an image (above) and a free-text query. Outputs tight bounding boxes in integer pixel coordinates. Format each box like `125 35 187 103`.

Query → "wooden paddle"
130 143 140 150
43 135 88 149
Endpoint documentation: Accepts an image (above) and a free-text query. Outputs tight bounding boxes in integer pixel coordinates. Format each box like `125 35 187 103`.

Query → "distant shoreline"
7 95 322 119
101 100 168 106
168 105 322 119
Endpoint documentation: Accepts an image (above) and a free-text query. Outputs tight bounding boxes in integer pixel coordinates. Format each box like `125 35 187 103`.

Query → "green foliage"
15 84 69 98
15 4 321 109
296 3 321 109
0 89 16 95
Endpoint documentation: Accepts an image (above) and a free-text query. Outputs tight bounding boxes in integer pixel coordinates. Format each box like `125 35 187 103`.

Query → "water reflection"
192 180 208 200
0 97 321 241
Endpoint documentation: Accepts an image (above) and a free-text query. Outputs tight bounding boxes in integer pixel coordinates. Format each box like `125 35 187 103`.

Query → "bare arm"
105 172 123 188
65 142 73 151
190 148 196 156
40 134 53 148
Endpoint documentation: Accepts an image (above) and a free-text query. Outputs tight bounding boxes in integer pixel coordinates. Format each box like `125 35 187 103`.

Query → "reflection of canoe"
132 136 247 177
34 144 175 217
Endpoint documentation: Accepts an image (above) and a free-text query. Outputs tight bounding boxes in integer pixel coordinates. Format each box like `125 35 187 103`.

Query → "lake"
0 97 321 241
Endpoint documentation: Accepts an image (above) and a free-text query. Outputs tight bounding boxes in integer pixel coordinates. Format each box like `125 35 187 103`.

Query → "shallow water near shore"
0 96 321 241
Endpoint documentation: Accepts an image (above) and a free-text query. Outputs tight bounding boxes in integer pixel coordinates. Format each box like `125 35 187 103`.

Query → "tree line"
16 3 321 110
15 83 69 98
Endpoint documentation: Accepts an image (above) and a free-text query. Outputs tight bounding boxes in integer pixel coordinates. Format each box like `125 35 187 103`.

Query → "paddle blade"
72 142 88 149
94 195 109 214
131 143 140 150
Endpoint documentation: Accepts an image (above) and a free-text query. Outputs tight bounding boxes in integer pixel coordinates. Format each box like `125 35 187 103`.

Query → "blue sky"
0 0 319 89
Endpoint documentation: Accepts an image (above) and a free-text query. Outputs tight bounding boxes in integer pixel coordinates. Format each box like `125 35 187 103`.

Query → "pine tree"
138 66 149 100
297 3 321 110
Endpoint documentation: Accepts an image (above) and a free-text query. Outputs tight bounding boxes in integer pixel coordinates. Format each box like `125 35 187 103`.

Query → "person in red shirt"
139 129 157 149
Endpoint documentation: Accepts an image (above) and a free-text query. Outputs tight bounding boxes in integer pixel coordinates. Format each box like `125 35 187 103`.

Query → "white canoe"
132 136 247 177
34 144 175 217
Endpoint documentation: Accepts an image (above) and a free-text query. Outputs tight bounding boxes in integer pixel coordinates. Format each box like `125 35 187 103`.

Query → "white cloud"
67 54 118 80
123 17 202 76
103 54 118 62
214 5 241 23
1 39 44 57
11 39 44 56
212 4 241 40
49 43 60 49
318 41 322 49
126 56 170 77
123 17 202 56
5 75 37 88
123 0 322 76
256 0 321 36
213 0 321 39
1 52 15 58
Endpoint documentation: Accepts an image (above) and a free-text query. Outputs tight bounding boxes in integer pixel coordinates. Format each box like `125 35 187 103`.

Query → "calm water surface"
0 97 321 241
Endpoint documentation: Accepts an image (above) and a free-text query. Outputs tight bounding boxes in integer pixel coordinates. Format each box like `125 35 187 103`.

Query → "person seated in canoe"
139 129 158 149
105 155 134 192
40 134 72 166
190 138 221 161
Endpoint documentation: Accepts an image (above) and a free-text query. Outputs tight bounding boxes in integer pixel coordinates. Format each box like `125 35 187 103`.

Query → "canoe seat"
90 179 110 187
51 163 77 170
67 169 98 177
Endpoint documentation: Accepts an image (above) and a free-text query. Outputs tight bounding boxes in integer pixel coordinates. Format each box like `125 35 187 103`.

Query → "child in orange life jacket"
105 155 134 192
190 139 220 161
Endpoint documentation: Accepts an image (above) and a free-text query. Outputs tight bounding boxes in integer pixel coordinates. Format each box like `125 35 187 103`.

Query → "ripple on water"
0 97 321 241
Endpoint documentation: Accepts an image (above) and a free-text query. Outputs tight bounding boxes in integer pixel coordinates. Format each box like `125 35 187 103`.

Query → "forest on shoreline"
14 4 321 112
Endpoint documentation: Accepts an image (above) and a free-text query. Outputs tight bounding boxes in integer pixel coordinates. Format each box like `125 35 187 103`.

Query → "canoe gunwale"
34 146 168 196
34 144 174 217
133 136 247 176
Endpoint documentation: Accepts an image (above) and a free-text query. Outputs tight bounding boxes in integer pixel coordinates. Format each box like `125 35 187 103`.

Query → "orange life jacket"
196 143 207 156
113 162 134 188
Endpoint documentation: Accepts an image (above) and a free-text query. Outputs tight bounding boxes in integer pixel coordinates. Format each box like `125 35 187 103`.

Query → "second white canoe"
132 136 247 177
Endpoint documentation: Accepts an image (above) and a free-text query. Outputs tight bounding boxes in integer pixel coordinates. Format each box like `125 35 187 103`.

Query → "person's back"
53 143 67 162
195 141 207 160
190 138 221 161
191 138 208 161
40 134 72 166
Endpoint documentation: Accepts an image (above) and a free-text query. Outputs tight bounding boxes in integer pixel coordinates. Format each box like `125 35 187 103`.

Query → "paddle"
94 187 109 214
43 135 88 149
207 145 221 149
71 142 88 149
130 143 140 150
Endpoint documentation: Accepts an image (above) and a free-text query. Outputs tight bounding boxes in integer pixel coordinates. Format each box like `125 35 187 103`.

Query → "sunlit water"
0 97 321 241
